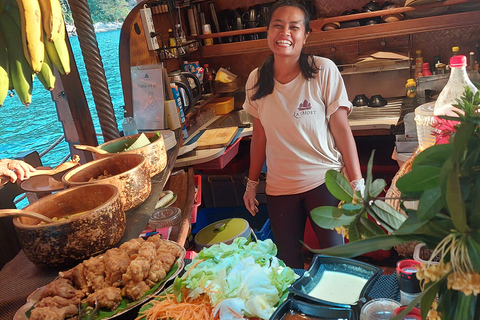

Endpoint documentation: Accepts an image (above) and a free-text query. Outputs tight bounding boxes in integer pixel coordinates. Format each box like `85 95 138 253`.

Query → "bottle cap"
452 46 460 53
204 63 209 68
450 55 467 67
416 50 421 54
396 259 422 293
422 62 429 68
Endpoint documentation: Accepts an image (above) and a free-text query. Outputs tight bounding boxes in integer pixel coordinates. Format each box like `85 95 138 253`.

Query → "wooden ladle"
74 144 110 154
0 209 53 223
29 160 80 178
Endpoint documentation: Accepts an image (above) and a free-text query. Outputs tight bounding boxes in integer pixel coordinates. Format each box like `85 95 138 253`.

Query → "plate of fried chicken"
14 234 186 320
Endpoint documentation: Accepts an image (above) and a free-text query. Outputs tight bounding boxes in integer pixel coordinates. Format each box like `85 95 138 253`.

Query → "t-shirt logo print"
293 99 316 119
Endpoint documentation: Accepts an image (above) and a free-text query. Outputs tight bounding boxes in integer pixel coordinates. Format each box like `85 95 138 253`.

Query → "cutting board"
196 127 238 149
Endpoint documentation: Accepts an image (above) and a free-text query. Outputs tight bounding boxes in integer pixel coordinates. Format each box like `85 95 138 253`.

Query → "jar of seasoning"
148 207 182 240
436 63 446 74
405 78 416 98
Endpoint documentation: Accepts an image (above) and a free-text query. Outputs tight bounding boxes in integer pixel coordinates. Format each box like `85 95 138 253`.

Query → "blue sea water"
0 29 125 168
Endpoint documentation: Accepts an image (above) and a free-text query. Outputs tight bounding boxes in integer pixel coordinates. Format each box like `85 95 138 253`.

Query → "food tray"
14 240 186 320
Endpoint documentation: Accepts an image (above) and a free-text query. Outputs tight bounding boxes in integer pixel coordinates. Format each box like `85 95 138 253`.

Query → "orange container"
204 97 234 115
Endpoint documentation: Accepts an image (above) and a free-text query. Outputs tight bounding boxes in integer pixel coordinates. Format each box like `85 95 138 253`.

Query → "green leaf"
470 176 480 229
417 186 444 222
452 121 476 164
397 165 441 192
446 168 467 232
358 216 386 236
439 155 454 195
341 203 363 211
453 291 477 320
366 206 395 233
365 150 375 200
303 234 418 258
419 277 445 320
371 200 406 231
369 178 386 198
394 212 428 234
348 220 361 242
467 236 480 273
325 170 353 202
310 206 357 229
412 143 453 169
460 144 480 177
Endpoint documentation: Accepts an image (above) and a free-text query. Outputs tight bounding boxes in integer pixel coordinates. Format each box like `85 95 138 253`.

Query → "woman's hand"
243 178 260 216
0 159 36 183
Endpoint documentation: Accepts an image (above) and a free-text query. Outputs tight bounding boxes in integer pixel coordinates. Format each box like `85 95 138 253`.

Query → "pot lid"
195 218 250 249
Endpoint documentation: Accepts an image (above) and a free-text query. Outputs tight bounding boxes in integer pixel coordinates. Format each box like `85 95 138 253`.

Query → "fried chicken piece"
138 241 157 264
155 249 176 272
30 304 78 320
122 257 151 283
104 248 131 287
157 240 183 258
146 234 163 248
59 263 89 293
145 259 167 288
119 237 144 258
40 278 84 301
85 287 123 311
122 280 150 301
83 255 105 292
35 296 79 309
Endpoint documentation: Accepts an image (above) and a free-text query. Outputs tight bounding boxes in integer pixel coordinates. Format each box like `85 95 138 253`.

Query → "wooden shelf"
198 8 480 58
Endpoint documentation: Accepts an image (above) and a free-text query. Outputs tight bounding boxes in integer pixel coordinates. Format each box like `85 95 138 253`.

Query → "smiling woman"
241 0 363 269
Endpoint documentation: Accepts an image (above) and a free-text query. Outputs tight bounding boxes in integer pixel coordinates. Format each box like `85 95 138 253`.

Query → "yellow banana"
36 46 55 90
0 25 9 106
14 0 44 73
37 0 64 42
0 10 33 106
52 23 70 75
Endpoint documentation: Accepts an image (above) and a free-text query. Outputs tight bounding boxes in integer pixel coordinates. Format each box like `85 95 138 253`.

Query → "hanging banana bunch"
0 0 70 106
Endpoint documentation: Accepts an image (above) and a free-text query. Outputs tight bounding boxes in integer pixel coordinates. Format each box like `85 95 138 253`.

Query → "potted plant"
309 87 480 319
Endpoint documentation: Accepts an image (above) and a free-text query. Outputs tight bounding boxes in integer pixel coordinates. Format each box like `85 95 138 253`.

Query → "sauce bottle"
414 50 423 80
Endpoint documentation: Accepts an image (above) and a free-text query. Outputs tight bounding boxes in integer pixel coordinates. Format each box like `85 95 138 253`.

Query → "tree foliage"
60 0 134 25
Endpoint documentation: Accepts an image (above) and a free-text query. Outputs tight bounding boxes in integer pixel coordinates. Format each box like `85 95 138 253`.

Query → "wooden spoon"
0 209 53 223
30 161 80 177
74 144 110 154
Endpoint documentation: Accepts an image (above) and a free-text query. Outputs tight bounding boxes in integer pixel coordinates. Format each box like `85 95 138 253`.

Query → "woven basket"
386 147 421 257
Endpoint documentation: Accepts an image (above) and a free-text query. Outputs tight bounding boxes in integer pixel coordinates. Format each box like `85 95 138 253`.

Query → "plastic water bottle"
122 109 138 136
434 55 478 118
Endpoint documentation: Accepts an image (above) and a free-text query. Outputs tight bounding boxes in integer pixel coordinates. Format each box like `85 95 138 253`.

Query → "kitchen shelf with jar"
195 0 480 58
156 39 200 60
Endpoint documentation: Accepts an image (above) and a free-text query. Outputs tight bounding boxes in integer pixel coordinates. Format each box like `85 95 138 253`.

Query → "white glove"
243 178 259 216
350 178 365 198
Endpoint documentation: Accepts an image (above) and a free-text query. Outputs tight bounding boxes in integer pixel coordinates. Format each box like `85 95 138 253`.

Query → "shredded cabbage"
173 238 298 320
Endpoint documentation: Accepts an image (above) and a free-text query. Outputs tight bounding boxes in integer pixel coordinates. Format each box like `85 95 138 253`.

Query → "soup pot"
13 184 125 267
168 70 202 115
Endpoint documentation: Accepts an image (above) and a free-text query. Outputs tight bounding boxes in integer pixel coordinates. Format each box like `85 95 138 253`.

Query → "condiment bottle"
168 28 177 57
414 50 423 80
396 259 422 306
421 62 432 76
202 24 214 46
122 108 138 137
405 78 416 98
452 46 460 56
434 55 478 118
203 64 215 94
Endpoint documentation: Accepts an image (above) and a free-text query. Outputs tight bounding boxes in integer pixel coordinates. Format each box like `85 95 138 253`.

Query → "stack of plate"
157 130 176 150
404 0 448 19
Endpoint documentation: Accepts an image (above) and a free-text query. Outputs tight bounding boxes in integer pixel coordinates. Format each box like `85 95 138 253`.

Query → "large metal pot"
63 153 151 210
93 132 167 177
13 184 125 267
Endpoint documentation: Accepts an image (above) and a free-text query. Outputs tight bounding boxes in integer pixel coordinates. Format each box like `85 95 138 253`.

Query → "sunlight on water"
0 30 126 208
0 29 125 168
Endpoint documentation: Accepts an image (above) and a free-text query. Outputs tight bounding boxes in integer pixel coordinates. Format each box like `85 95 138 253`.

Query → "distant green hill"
60 0 135 24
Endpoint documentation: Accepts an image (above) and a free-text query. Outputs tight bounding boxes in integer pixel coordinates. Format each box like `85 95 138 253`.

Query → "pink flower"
432 116 459 145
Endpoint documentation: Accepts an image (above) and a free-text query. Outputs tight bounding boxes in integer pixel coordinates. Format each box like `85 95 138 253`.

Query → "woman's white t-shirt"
243 56 352 196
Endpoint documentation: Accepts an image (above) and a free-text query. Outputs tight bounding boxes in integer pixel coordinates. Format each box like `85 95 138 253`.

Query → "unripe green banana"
36 46 55 90
52 23 70 75
44 36 65 75
14 0 44 73
37 0 63 42
0 10 33 106
0 25 9 106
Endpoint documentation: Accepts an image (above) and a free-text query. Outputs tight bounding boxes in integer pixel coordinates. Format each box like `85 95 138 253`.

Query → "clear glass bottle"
122 109 138 136
434 55 478 117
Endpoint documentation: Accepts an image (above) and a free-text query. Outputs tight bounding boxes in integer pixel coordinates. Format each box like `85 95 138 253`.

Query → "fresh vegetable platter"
138 238 298 320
